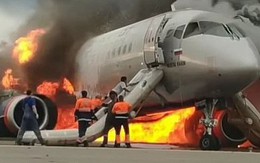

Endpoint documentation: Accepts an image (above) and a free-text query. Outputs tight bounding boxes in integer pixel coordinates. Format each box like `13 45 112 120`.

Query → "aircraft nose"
231 38 260 84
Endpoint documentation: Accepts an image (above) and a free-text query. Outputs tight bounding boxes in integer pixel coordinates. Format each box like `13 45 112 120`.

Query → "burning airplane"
1 4 260 150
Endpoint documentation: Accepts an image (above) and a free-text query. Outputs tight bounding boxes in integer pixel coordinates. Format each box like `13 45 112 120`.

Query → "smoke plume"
17 0 175 89
174 0 260 25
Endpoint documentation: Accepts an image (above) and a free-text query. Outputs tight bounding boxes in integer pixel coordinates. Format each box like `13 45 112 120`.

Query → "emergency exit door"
144 15 167 66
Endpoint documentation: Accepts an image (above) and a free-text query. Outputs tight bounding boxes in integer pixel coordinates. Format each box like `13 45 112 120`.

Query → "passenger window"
174 25 185 39
184 22 201 38
123 45 127 54
199 21 229 37
112 49 116 57
128 43 132 53
118 47 121 55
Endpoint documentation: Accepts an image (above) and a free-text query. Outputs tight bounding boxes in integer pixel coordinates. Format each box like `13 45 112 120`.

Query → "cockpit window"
184 22 201 38
199 21 230 37
174 25 185 39
226 24 246 38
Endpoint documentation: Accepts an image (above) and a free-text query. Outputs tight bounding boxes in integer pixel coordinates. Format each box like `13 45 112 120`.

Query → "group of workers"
15 76 133 148
75 76 132 148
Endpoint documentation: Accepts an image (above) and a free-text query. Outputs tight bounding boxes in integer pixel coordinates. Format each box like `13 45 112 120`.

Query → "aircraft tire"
200 133 221 150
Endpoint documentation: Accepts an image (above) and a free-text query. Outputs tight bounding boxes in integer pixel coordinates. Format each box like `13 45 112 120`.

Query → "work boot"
83 141 89 147
114 143 120 148
15 137 22 145
100 143 106 147
15 140 22 146
100 135 108 147
126 143 132 148
37 138 46 146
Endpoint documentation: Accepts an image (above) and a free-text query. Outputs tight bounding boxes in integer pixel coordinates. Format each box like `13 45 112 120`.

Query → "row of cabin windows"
108 43 133 58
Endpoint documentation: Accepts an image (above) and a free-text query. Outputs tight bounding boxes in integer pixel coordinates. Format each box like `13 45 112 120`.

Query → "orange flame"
36 78 75 98
13 29 46 64
55 108 78 129
55 106 199 145
36 81 59 98
1 69 14 89
96 107 196 144
63 78 75 95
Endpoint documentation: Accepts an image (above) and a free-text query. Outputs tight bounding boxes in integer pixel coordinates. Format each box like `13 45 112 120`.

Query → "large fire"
36 81 59 98
13 29 46 64
97 107 197 144
36 78 75 98
55 106 200 145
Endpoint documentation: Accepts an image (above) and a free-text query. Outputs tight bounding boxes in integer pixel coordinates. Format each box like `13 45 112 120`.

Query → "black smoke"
18 0 175 89
211 0 260 25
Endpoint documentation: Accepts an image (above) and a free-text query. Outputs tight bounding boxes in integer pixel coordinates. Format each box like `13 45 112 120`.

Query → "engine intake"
213 110 246 147
0 94 57 137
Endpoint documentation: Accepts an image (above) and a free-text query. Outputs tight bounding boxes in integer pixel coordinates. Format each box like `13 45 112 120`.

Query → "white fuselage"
76 10 260 106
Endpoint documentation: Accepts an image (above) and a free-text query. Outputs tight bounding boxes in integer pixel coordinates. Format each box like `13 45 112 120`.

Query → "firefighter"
112 95 132 148
100 91 118 147
16 90 45 145
74 90 97 147
92 95 103 113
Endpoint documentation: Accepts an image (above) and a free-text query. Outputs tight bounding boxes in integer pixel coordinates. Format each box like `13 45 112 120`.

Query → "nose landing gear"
196 99 221 150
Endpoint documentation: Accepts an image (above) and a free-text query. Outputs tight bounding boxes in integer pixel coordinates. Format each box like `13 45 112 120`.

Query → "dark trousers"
78 120 90 140
101 114 115 145
16 117 44 145
113 118 130 145
114 118 129 135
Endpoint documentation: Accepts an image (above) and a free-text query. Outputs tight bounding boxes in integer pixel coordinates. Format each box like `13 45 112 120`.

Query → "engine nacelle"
184 110 246 147
0 94 57 137
213 110 246 147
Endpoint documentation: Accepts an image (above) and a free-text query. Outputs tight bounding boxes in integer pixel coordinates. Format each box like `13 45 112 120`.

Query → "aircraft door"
162 25 185 67
143 15 167 67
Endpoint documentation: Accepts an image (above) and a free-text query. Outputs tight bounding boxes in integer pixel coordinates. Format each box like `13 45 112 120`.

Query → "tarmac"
0 141 259 163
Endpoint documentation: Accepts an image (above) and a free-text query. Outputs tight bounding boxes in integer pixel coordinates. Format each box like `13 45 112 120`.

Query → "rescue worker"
112 95 132 148
92 95 103 113
16 90 45 145
100 91 118 147
74 90 97 147
112 76 130 97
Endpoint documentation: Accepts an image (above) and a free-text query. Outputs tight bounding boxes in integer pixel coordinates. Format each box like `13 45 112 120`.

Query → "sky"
0 0 38 43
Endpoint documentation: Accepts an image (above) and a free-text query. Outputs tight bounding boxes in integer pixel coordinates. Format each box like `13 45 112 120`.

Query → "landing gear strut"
196 99 221 150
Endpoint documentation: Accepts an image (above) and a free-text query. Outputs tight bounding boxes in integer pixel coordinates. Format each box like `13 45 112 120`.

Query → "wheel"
200 133 221 150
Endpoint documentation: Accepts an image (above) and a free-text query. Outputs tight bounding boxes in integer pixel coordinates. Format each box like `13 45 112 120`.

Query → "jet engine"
213 110 246 147
0 94 57 137
184 110 246 147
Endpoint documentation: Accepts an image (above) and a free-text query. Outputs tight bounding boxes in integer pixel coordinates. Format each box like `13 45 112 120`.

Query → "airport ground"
0 139 260 163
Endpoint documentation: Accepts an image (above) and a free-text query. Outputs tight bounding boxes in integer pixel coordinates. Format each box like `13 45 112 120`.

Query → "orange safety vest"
75 98 93 112
112 102 131 115
92 98 103 109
